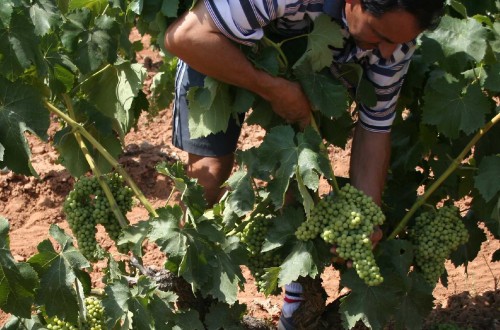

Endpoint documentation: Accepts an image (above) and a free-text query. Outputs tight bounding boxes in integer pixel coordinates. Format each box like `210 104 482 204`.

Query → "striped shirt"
204 0 415 132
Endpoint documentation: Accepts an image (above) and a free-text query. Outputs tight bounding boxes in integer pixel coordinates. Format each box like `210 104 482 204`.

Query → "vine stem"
44 99 158 217
388 112 500 240
62 94 129 228
309 114 340 194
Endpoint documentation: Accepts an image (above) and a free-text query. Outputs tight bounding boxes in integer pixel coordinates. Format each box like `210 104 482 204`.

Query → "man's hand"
263 77 312 129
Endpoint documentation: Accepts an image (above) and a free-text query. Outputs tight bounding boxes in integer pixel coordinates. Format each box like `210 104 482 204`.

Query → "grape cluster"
82 297 105 330
238 214 281 293
46 316 77 330
45 297 105 330
295 184 385 286
63 173 133 261
409 205 469 285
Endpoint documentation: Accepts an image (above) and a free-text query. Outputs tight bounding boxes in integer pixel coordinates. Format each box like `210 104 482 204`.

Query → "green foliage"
0 0 499 329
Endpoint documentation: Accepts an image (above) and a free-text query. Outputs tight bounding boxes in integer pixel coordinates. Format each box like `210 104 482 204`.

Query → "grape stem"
388 111 500 240
44 99 159 218
309 114 340 194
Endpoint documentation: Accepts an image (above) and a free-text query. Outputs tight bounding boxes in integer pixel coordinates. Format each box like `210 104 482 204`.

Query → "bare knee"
187 153 235 206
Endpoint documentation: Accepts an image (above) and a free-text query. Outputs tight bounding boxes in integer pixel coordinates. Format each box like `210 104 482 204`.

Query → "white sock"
282 282 304 318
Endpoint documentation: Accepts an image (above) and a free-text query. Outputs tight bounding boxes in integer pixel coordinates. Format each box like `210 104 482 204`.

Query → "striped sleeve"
204 0 285 46
358 41 416 133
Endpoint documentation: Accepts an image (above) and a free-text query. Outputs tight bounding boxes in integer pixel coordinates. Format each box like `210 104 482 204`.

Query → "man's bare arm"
349 124 391 206
164 1 311 127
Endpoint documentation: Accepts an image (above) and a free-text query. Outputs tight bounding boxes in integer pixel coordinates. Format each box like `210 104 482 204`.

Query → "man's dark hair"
360 0 445 30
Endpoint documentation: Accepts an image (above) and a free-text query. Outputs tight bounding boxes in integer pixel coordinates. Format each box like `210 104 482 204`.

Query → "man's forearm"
349 124 391 206
164 1 276 100
164 1 312 126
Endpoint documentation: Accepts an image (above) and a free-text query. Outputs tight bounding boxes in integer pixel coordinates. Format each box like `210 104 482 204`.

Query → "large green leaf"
278 240 323 287
27 225 90 324
424 16 488 63
29 0 60 36
0 218 39 318
339 269 400 330
0 0 21 29
474 155 500 202
224 170 255 217
0 9 43 77
0 78 49 175
61 10 120 74
103 276 158 330
204 301 246 330
450 211 487 267
294 14 344 72
422 72 491 139
295 61 350 118
255 126 330 209
82 60 147 137
262 207 305 252
156 161 206 220
187 77 234 139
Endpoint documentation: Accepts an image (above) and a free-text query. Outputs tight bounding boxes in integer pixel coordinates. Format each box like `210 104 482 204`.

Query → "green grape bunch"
295 184 385 286
45 297 105 330
238 213 282 294
63 173 134 261
409 205 469 285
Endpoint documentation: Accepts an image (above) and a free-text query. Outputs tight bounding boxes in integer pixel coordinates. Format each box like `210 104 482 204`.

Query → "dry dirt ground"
1 34 499 330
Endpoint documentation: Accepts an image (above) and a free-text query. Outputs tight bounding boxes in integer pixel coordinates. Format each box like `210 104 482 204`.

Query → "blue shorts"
172 60 245 157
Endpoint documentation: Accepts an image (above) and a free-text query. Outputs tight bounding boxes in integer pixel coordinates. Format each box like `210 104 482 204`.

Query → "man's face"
344 0 422 59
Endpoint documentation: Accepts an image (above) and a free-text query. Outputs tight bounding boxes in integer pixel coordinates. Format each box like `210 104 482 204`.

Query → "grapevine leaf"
262 207 305 252
156 161 206 220
392 272 434 330
251 46 280 76
377 240 414 278
83 60 147 137
0 10 43 76
103 277 133 329
294 14 344 72
484 63 500 92
225 170 255 217
161 0 180 17
204 301 246 330
149 294 177 329
172 309 205 330
424 16 488 63
0 0 20 29
295 165 315 218
278 240 322 287
69 0 108 15
472 190 500 239
474 155 500 202
61 10 120 74
27 225 90 324
53 105 123 178
451 211 487 267
257 126 329 209
187 77 233 139
203 238 245 304
1 315 46 330
148 205 187 258
422 72 491 139
0 218 39 318
261 267 280 296
29 0 60 36
295 61 350 118
339 269 400 330
119 220 151 257
0 78 49 176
